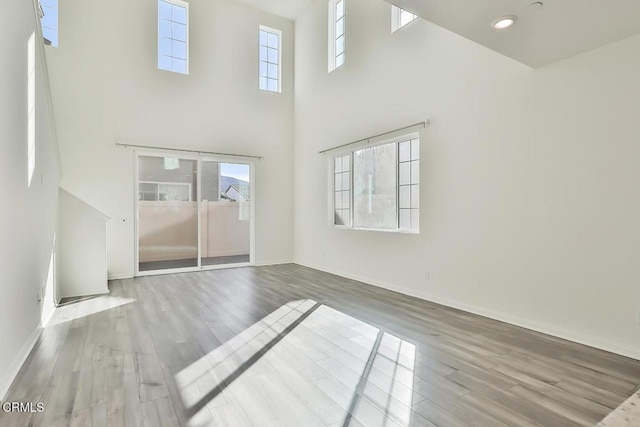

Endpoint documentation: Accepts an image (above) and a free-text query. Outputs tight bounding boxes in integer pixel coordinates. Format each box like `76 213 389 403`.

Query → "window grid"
335 0 345 68
40 0 58 47
398 139 419 231
334 154 351 226
158 0 188 74
332 137 419 232
259 27 281 93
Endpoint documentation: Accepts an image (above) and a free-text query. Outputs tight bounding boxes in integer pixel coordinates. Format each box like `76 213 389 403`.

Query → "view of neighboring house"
224 184 249 202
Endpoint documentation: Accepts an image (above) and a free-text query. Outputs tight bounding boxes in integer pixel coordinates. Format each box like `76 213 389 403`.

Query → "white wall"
0 0 60 398
530 34 640 356
294 0 640 358
58 189 109 298
45 0 295 278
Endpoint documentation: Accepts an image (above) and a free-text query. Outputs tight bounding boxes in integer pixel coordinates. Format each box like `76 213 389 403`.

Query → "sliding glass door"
200 160 251 267
136 153 253 275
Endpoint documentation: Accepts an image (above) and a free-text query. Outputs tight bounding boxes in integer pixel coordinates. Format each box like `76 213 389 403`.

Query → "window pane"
259 30 268 46
172 40 187 59
411 184 420 209
260 46 268 61
267 32 279 48
159 37 171 56
336 35 345 55
259 77 268 91
336 17 344 37
267 63 278 79
172 22 187 41
411 139 420 160
399 141 411 162
343 191 350 209
268 48 278 64
159 19 172 37
172 4 187 24
400 10 415 27
267 78 278 92
173 58 187 74
336 53 345 67
335 210 349 226
43 27 58 47
411 160 420 184
399 185 410 209
399 209 410 229
336 0 344 18
353 143 397 229
335 157 342 173
335 192 343 209
158 55 172 71
399 161 410 185
335 172 342 191
259 61 267 77
41 7 58 30
159 1 172 19
341 172 349 190
341 155 350 171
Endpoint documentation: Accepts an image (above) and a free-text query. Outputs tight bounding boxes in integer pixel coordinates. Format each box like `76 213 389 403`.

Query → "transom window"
158 0 189 75
39 0 58 47
328 0 345 72
259 26 282 93
331 135 420 232
391 6 418 33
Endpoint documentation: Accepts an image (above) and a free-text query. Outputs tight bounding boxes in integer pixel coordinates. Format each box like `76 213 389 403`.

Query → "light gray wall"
0 0 60 397
293 0 640 357
46 0 295 278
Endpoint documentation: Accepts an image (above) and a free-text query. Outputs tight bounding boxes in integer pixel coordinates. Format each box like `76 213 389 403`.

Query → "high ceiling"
237 0 640 68
235 0 314 21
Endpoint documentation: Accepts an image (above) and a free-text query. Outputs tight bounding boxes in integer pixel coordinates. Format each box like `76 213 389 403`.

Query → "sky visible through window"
400 9 417 28
259 29 280 92
158 0 188 74
40 0 58 47
221 163 250 182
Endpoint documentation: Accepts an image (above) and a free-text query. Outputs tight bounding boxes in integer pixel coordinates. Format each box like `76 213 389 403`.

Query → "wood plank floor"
2 264 639 427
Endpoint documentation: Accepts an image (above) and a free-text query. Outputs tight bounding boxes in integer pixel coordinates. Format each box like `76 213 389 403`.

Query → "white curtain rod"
318 120 429 155
115 142 263 160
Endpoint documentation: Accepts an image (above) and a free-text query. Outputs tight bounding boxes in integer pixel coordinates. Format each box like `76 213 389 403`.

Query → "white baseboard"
255 260 293 267
108 272 134 280
0 325 43 401
59 289 110 300
296 261 640 361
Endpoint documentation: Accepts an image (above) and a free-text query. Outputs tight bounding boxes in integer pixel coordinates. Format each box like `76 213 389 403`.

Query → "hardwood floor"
2 264 639 426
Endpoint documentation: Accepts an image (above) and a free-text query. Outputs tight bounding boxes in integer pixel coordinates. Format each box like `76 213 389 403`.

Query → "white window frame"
391 5 418 33
328 0 345 72
258 25 282 93
329 133 420 233
158 0 189 75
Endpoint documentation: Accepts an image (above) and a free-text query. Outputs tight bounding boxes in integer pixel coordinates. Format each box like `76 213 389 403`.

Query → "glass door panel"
200 161 251 266
137 155 198 272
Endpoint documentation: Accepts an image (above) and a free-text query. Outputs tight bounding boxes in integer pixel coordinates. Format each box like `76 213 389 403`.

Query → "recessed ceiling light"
492 15 517 30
